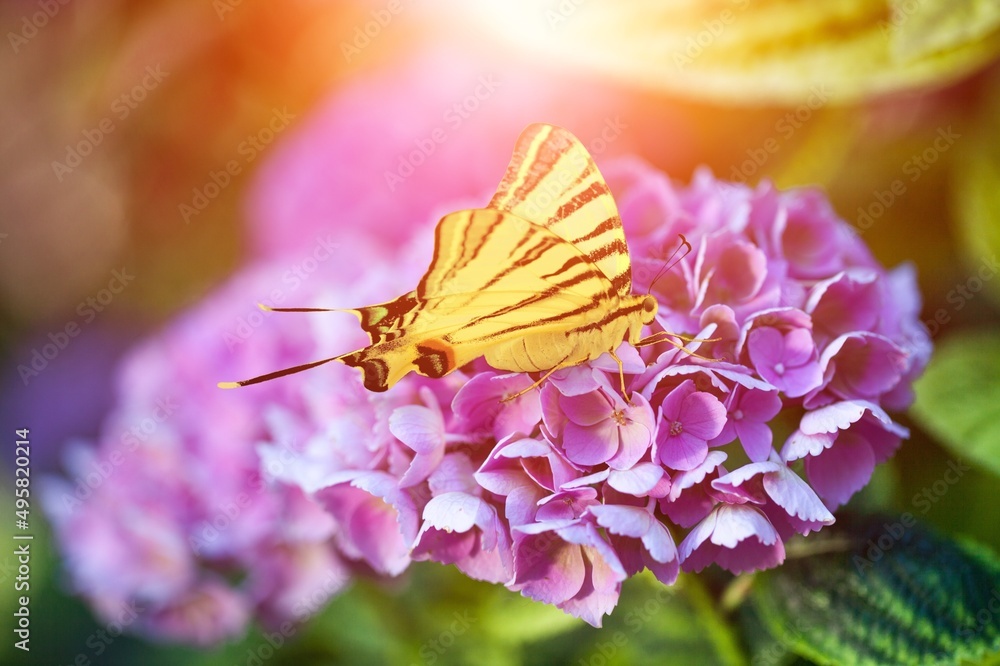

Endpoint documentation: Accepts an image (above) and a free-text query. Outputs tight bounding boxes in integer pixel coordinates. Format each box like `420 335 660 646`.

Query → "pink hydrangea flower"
652 379 727 471
548 384 655 469
45 150 930 636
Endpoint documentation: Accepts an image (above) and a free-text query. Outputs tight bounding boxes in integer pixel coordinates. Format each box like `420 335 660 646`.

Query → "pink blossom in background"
244 46 697 261
45 149 931 636
41 237 397 644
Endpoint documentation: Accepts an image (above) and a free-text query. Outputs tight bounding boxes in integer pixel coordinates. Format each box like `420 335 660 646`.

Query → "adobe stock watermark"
517 116 628 222
17 267 135 385
410 610 476 666
959 587 1000 639
545 0 589 29
340 0 408 62
923 255 998 338
223 234 340 349
213 0 245 20
236 569 347 666
384 74 502 192
61 598 145 664
179 107 296 224
877 0 921 38
673 0 751 70
187 442 300 554
852 459 971 574
7 0 71 54
853 125 960 236
51 65 169 181
751 615 813 666
729 85 830 183
58 397 179 513
578 587 676 666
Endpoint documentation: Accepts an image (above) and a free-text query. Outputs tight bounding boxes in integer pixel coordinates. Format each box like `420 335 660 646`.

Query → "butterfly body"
220 124 662 394
482 293 655 374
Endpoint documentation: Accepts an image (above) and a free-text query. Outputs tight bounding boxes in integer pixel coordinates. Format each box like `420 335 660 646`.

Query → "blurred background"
2 0 1000 664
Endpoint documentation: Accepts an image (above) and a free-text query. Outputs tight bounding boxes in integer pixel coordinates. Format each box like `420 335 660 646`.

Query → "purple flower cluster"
43 160 930 637
259 162 931 626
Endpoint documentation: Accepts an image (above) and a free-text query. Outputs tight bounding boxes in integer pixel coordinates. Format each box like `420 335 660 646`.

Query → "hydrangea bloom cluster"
259 161 931 627
43 159 930 637
38 252 389 644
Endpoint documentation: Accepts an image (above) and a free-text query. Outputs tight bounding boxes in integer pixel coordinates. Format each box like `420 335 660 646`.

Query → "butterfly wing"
220 124 641 393
351 123 633 348
488 123 633 298
339 208 619 391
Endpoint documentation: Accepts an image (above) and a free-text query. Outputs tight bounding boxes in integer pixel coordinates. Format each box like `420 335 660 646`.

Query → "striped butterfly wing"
353 124 631 349
220 123 642 393
488 123 633 298
340 207 617 391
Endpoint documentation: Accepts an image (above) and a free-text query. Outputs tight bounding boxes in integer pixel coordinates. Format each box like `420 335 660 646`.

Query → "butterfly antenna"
645 234 691 296
257 303 340 313
218 356 341 389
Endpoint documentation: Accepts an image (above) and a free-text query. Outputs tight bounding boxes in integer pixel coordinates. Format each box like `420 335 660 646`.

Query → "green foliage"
535 1 1000 104
565 573 746 666
890 0 1000 61
954 77 1000 307
911 330 1000 478
749 514 1000 666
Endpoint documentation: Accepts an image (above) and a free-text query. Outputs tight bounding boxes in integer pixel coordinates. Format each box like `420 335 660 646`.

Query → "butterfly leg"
500 356 572 403
607 348 631 403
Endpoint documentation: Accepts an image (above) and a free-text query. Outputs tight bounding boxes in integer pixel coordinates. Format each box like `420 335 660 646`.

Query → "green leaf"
911 330 1000 478
568 573 747 666
953 77 1000 307
891 0 1000 61
750 514 1000 666
459 2 1000 105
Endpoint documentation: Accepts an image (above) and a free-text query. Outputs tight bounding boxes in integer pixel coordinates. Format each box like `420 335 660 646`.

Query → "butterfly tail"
345 291 421 345
338 337 460 392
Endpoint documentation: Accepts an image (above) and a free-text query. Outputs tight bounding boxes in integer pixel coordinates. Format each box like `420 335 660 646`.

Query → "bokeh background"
2 1 1000 664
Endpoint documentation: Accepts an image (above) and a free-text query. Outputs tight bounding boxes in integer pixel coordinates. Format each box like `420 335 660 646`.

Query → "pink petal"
679 504 784 574
804 430 876 507
712 462 776 502
420 492 493 534
668 450 728 500
782 327 815 367
806 270 880 340
800 400 870 434
609 420 653 470
607 463 665 496
590 504 652 539
747 327 784 367
389 405 443 454
735 420 773 463
659 379 696 420
558 549 623 628
513 536 585 605
549 366 604 396
761 467 834 534
564 421 619 467
560 390 614 427
678 392 727 440
822 333 907 400
660 482 718 528
740 388 783 422
657 431 709 471
781 429 835 462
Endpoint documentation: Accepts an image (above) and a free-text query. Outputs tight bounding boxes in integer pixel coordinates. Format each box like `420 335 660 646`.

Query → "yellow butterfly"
219 123 686 395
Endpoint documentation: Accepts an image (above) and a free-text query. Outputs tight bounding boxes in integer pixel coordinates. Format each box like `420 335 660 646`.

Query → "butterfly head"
640 295 658 325
625 294 659 344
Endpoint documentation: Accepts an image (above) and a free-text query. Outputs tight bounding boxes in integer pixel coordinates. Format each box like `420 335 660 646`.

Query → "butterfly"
219 123 689 396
